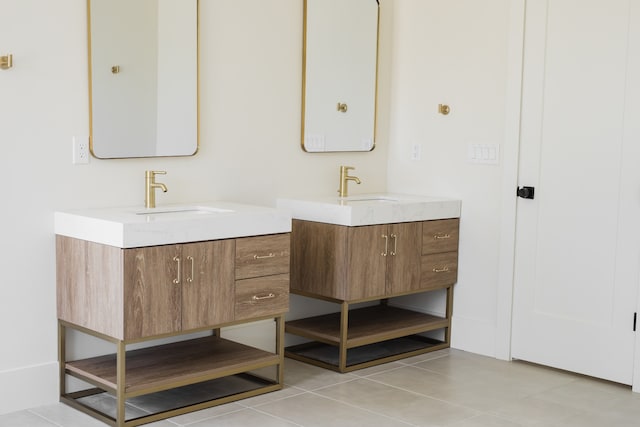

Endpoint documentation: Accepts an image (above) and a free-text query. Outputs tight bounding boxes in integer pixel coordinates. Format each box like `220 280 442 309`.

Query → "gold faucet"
338 166 361 197
145 170 167 208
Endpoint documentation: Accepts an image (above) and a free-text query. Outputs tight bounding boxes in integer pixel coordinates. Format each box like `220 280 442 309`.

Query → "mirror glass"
302 0 379 152
88 0 198 159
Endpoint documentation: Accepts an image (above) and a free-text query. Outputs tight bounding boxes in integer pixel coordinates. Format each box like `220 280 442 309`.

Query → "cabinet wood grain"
420 251 458 290
236 234 290 280
387 222 423 295
347 225 387 300
123 244 182 338
422 218 459 255
181 240 235 331
291 220 349 299
235 274 289 321
56 236 124 339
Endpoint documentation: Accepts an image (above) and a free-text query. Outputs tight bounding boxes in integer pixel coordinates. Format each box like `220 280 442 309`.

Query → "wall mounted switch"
467 143 499 164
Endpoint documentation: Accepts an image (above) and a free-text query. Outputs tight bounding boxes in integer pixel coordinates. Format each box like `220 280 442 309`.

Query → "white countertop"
55 201 292 248
277 193 461 226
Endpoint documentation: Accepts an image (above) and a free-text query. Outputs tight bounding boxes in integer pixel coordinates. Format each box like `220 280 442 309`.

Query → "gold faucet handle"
146 170 166 180
340 166 356 177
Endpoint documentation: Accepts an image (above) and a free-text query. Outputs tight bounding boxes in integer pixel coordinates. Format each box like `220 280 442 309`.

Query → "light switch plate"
467 143 499 164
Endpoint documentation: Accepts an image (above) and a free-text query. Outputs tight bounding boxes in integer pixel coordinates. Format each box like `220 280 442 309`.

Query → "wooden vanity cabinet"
286 218 458 372
123 240 235 339
57 233 290 427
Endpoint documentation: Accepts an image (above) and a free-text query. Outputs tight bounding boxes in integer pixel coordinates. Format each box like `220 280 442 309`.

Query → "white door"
511 0 640 384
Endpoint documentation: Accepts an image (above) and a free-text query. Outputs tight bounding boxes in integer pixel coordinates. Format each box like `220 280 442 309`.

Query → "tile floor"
2 349 640 426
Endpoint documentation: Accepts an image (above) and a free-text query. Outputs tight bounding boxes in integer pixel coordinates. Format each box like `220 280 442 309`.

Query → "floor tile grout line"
26 409 64 427
175 406 255 427
235 388 309 409
249 406 306 427
359 373 493 418
303 388 419 427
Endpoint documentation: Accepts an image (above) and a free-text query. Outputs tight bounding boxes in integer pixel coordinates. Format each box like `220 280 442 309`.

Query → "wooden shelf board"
66 336 280 395
286 336 448 372
285 305 448 348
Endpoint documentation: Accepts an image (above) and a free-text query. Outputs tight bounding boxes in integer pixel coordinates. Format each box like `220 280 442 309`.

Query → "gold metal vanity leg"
445 286 454 345
116 341 126 427
339 302 349 372
276 316 285 385
58 321 66 398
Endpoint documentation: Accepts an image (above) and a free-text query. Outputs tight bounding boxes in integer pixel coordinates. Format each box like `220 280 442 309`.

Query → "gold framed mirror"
301 0 379 152
88 0 199 158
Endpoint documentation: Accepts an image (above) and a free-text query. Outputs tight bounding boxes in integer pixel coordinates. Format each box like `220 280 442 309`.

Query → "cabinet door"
181 240 235 330
124 245 182 339
346 225 387 300
387 222 422 295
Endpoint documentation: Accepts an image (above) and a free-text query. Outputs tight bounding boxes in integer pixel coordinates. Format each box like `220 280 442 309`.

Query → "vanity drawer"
235 234 290 280
235 274 289 320
422 219 459 255
420 251 458 290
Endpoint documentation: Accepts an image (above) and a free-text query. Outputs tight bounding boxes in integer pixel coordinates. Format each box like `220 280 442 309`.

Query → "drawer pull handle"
254 253 276 260
173 256 181 284
252 293 276 301
432 266 450 273
434 233 451 240
186 256 194 283
390 233 397 256
382 234 388 256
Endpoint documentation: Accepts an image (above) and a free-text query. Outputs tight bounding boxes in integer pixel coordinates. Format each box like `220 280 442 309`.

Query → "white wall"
0 0 389 414
1 0 519 414
384 0 511 356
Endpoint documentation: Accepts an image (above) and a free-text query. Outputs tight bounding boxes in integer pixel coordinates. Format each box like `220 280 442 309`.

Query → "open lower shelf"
66 336 280 396
286 335 446 369
65 374 274 423
285 305 449 348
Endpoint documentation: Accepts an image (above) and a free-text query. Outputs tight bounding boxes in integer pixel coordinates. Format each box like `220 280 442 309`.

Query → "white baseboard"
390 299 497 358
0 362 59 415
450 315 496 357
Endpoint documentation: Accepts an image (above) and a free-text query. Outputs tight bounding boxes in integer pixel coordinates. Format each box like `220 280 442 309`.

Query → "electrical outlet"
72 136 89 164
410 143 422 161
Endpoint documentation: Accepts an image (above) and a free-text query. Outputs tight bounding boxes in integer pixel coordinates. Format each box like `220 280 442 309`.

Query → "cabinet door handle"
186 256 194 283
432 266 450 273
434 233 451 240
173 256 181 284
382 234 388 256
252 293 276 301
254 253 276 259
390 233 397 256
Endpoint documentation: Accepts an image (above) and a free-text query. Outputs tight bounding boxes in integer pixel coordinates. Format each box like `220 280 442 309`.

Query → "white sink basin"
134 206 234 215
277 193 461 226
55 201 291 248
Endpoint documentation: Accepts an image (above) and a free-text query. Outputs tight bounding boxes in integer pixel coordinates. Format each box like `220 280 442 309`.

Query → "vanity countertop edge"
277 193 461 226
54 201 292 248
